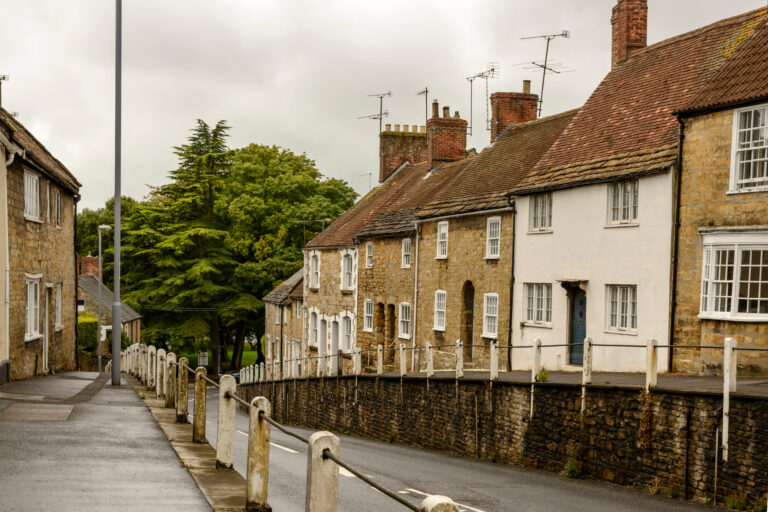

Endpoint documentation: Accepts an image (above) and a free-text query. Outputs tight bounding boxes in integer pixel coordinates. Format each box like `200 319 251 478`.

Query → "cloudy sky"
1 0 763 210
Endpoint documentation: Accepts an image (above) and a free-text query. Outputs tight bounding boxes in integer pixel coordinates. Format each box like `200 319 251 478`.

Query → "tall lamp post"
111 0 122 386
97 225 111 373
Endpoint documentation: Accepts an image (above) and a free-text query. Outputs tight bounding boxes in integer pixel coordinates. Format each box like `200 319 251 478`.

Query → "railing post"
193 367 207 443
165 352 177 409
216 374 237 469
722 337 737 462
419 495 459 512
455 340 464 379
260 362 265 382
148 345 156 391
490 341 498 381
306 431 339 512
293 355 299 378
142 344 148 384
426 342 434 378
399 344 406 377
645 338 658 391
266 362 271 382
376 344 383 375
532 338 542 382
353 347 361 375
156 349 166 399
247 396 271 511
581 338 593 413
336 350 343 376
304 356 310 378
177 357 189 423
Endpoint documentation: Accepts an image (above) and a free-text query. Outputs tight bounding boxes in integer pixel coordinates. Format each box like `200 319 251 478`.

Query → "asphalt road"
199 390 716 512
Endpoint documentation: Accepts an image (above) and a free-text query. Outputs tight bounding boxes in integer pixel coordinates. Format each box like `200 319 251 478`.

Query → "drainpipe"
2 139 20 379
74 196 80 370
668 117 685 372
411 222 420 371
505 194 517 371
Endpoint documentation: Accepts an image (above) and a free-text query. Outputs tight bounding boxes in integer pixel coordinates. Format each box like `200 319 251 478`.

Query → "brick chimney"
489 80 538 142
611 0 647 69
427 100 467 168
379 123 427 183
79 255 100 277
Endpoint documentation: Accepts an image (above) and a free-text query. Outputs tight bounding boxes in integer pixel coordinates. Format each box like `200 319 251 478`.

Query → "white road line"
237 430 248 436
271 442 299 454
405 488 485 512
339 467 356 478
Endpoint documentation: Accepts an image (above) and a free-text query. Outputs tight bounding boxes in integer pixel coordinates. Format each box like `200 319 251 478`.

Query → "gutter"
74 196 80 370
505 194 517 371
668 117 685 373
2 136 21 378
411 222 420 370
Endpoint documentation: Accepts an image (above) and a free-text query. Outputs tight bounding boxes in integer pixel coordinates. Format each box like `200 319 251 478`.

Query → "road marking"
405 488 485 512
339 467 356 478
237 430 248 436
271 442 299 454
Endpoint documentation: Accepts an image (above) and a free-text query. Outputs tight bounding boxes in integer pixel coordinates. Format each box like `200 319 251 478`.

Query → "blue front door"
569 289 586 365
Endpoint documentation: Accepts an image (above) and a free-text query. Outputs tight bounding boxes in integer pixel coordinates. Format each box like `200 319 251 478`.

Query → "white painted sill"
603 329 638 336
481 333 498 340
527 229 552 235
55 324 64 332
484 255 500 260
698 313 768 323
398 334 411 340
433 326 445 332
401 264 411 269
24 215 43 224
726 187 768 195
362 327 373 333
522 322 553 329
604 223 639 229
25 333 43 342
435 255 448 260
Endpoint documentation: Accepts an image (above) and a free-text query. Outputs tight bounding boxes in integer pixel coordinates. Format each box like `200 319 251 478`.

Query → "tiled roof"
305 159 470 248
356 209 418 239
288 278 304 300
263 269 303 304
517 7 768 194
79 275 141 323
0 108 80 193
416 192 511 220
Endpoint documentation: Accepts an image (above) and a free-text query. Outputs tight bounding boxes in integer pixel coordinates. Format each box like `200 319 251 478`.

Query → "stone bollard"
455 340 464 378
166 352 177 409
177 357 189 423
490 341 498 380
353 348 361 375
148 345 156 391
305 431 339 512
722 337 737 462
399 344 406 377
419 495 459 512
141 344 148 384
645 338 657 391
246 397 271 511
193 367 207 443
156 349 166 399
426 342 434 378
216 374 237 469
581 338 593 413
532 338 542 382
376 344 383 375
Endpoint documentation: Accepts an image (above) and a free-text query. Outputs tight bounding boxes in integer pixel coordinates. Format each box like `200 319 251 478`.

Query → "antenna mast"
359 91 392 133
465 63 499 136
417 87 429 126
0 75 8 109
521 31 570 116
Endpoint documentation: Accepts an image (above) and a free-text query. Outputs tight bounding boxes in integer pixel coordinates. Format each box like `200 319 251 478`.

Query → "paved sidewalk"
0 372 211 512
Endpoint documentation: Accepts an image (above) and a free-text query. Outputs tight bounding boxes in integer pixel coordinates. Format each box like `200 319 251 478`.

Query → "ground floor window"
363 300 373 331
25 277 40 339
398 302 411 339
483 293 499 338
524 283 551 324
606 285 637 331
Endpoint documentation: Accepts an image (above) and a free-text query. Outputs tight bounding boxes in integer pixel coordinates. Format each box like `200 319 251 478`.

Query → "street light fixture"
97 225 111 373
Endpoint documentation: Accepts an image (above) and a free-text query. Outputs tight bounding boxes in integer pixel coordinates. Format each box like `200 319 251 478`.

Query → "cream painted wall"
512 171 674 373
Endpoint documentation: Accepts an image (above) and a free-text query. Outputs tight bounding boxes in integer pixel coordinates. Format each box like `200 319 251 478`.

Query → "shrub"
725 494 748 511
77 310 99 351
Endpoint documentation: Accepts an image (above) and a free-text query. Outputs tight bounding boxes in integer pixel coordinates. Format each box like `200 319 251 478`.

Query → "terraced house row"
264 0 768 378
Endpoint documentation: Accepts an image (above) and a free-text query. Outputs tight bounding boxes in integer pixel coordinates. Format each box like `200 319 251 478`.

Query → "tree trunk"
220 329 231 364
210 312 222 376
231 322 246 371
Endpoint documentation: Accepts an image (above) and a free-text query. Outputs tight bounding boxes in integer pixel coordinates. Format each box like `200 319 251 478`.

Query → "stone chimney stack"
611 0 647 69
427 100 467 168
379 122 428 183
489 80 539 142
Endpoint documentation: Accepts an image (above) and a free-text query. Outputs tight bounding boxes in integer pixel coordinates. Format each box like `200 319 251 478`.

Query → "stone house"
671 7 768 375
0 108 81 382
78 268 141 345
263 269 304 377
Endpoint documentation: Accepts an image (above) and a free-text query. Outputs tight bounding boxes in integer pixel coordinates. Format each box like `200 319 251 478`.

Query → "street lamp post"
111 0 122 386
97 225 111 373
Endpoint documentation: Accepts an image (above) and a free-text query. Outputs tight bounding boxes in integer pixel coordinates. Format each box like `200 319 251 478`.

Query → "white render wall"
512 171 673 373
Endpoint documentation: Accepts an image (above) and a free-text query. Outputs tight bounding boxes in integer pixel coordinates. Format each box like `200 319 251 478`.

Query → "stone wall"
241 376 768 506
674 109 768 375
8 159 77 379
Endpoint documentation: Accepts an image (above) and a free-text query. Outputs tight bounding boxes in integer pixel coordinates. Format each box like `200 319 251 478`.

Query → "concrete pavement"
0 372 211 512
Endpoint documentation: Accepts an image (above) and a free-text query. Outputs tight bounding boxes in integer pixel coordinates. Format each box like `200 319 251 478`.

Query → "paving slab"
0 402 72 421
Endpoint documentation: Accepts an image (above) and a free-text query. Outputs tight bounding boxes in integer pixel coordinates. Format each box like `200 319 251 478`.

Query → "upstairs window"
24 171 39 220
433 290 446 331
363 299 373 332
296 300 301 318
608 180 638 225
310 312 318 346
607 285 637 331
401 238 411 268
398 302 411 339
365 242 373 268
436 221 448 259
25 277 40 339
732 104 768 192
310 254 320 288
274 304 280 324
524 283 552 325
529 193 552 232
54 189 62 227
486 216 501 258
341 253 354 289
483 293 499 338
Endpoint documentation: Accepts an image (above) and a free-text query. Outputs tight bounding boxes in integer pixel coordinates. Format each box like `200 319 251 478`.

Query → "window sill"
527 229 552 235
698 313 768 323
364 265 372 270
308 286 319 292
398 335 411 341
401 265 411 269
522 321 553 329
604 329 637 336
484 255 500 261
340 289 354 295
727 187 768 195
24 215 43 224
25 333 43 343
481 333 498 340
433 326 445 332
362 328 373 333
435 256 448 260
604 223 639 229
55 325 63 332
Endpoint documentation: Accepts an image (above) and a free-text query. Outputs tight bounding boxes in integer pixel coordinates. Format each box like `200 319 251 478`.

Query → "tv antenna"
293 218 332 244
521 31 570 116
358 171 373 192
417 87 429 125
0 75 8 109
465 63 499 136
358 91 391 133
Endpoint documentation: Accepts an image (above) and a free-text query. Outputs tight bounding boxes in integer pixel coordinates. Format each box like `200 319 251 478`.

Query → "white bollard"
455 340 464 379
353 348 361 375
490 341 498 381
216 375 237 469
419 495 459 512
532 338 542 382
305 431 339 512
177 357 189 423
266 362 271 382
274 358 279 380
193 367 207 443
399 344 406 377
722 337 737 462
157 349 166 399
260 363 265 382
247 396 271 510
293 355 299 378
645 338 658 391
148 345 156 391
581 338 593 413
426 342 434 378
165 352 177 409
376 344 383 375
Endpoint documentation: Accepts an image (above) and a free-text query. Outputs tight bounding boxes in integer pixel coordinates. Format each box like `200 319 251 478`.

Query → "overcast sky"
0 0 763 210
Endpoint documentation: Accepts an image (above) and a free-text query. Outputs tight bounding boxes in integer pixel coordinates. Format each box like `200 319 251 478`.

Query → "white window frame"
486 216 501 259
699 232 768 321
529 193 552 232
401 238 412 268
398 302 412 339
296 300 301 318
365 242 373 268
606 179 639 225
729 102 768 193
24 171 40 221
310 311 318 347
341 314 353 352
340 252 354 290
482 293 499 339
274 304 280 325
309 252 320 289
433 290 446 331
606 285 638 333
524 283 552 326
54 189 62 227
436 221 448 259
363 299 374 332
283 305 288 325
55 283 62 328
25 275 41 341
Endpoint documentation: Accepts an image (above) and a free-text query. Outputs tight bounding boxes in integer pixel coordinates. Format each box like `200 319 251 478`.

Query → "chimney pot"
403 125 409 133
385 123 391 131
394 124 400 132
523 80 531 94
453 111 460 119
420 126 426 133
432 100 439 118
442 106 450 118
412 125 418 133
